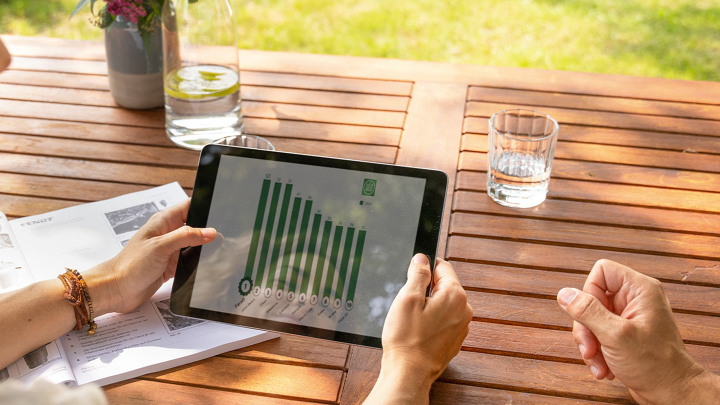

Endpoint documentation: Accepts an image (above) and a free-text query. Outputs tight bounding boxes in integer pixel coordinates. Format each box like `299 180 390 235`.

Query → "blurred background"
1 0 718 81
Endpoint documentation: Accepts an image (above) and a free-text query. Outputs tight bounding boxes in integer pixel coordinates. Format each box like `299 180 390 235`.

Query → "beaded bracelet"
58 268 97 335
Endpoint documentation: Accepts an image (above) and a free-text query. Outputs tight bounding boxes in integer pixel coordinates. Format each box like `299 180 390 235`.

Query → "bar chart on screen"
238 176 367 312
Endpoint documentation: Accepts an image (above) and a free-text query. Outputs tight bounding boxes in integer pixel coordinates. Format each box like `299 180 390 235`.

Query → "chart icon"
362 179 376 196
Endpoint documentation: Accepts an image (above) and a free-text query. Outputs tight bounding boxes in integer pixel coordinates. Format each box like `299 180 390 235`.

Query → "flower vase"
104 16 163 109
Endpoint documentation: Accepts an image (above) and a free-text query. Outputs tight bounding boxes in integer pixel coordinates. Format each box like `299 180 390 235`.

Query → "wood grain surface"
2 35 719 404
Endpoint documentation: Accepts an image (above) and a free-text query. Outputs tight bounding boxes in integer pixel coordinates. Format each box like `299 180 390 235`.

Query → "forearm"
363 357 434 405
0 263 118 369
0 278 75 369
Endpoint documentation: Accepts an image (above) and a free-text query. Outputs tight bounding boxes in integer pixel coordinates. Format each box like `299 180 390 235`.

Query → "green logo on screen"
362 179 376 196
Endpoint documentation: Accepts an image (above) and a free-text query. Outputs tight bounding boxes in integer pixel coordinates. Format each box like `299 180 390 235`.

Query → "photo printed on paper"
153 298 205 334
104 203 160 236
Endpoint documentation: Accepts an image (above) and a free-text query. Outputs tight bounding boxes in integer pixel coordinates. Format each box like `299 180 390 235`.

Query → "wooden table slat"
453 190 720 237
104 379 324 405
223 335 348 370
447 236 720 294
465 290 720 347
0 82 117 106
4 55 415 97
430 382 612 405
465 120 720 155
144 357 343 403
440 351 631 402
0 99 406 130
451 211 720 260
0 152 197 188
242 86 410 112
0 82 411 113
463 134 720 173
466 102 720 137
0 193 79 218
0 98 164 128
244 101 406 129
0 169 155 200
464 321 720 374
468 86 720 121
0 134 397 171
457 171 720 213
461 151 720 193
0 133 199 168
0 116 402 148
0 69 109 90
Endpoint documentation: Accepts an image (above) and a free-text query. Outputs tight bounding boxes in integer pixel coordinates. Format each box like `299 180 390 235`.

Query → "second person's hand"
363 254 473 405
557 259 718 405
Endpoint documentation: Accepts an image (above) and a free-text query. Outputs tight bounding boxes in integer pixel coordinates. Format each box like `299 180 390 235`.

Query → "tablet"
170 145 447 348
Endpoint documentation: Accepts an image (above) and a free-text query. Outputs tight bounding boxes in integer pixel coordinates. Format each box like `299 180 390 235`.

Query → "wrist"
82 261 120 316
674 369 720 405
373 353 435 404
655 361 716 405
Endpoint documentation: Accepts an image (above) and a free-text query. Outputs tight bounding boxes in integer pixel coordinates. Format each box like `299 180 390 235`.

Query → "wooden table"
2 35 720 404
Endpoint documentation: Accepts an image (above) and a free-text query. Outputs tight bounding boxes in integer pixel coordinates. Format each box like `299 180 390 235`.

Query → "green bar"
346 230 366 303
311 220 333 299
289 200 313 292
299 213 322 294
277 196 302 292
243 179 272 279
265 183 293 290
256 182 282 288
334 227 355 301
323 225 344 299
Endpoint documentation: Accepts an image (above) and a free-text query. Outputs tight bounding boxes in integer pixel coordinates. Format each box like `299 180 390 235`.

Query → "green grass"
2 0 719 81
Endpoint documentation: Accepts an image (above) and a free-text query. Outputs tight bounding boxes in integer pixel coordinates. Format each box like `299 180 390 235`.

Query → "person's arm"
0 37 10 72
0 199 216 369
557 259 720 404
363 255 473 405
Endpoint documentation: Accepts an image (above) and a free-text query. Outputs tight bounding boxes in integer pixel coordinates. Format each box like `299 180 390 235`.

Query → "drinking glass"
487 109 559 208
162 0 242 150
213 135 275 150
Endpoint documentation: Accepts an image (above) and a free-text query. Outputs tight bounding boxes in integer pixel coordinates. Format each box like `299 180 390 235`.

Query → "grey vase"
104 16 164 109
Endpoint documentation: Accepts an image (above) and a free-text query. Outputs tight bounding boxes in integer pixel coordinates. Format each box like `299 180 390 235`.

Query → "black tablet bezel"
170 144 448 348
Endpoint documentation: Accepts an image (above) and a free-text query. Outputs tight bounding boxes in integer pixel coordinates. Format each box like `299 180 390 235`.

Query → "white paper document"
0 183 275 387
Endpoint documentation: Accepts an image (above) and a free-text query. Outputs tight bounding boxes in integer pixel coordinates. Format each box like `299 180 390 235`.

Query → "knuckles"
408 263 432 281
447 285 468 309
648 277 663 290
180 225 200 240
571 294 598 320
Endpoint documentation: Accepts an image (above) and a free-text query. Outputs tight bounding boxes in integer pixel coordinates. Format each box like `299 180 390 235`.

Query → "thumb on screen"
403 253 432 298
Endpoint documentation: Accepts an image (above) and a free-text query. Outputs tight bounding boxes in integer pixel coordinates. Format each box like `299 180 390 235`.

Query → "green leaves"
70 0 90 19
70 0 100 19
140 31 152 52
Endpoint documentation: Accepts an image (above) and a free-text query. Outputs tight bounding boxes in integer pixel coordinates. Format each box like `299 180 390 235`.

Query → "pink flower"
105 0 147 25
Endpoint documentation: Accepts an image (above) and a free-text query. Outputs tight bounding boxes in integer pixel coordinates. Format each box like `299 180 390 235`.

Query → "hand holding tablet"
171 145 447 347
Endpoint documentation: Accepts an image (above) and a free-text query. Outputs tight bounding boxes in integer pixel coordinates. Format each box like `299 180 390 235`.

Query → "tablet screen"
185 154 428 343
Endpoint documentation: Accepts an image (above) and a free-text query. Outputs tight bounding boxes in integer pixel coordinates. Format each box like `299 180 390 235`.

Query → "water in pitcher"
487 151 550 208
164 64 242 149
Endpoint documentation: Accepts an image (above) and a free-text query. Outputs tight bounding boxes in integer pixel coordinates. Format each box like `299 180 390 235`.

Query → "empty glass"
213 135 275 150
487 109 559 208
